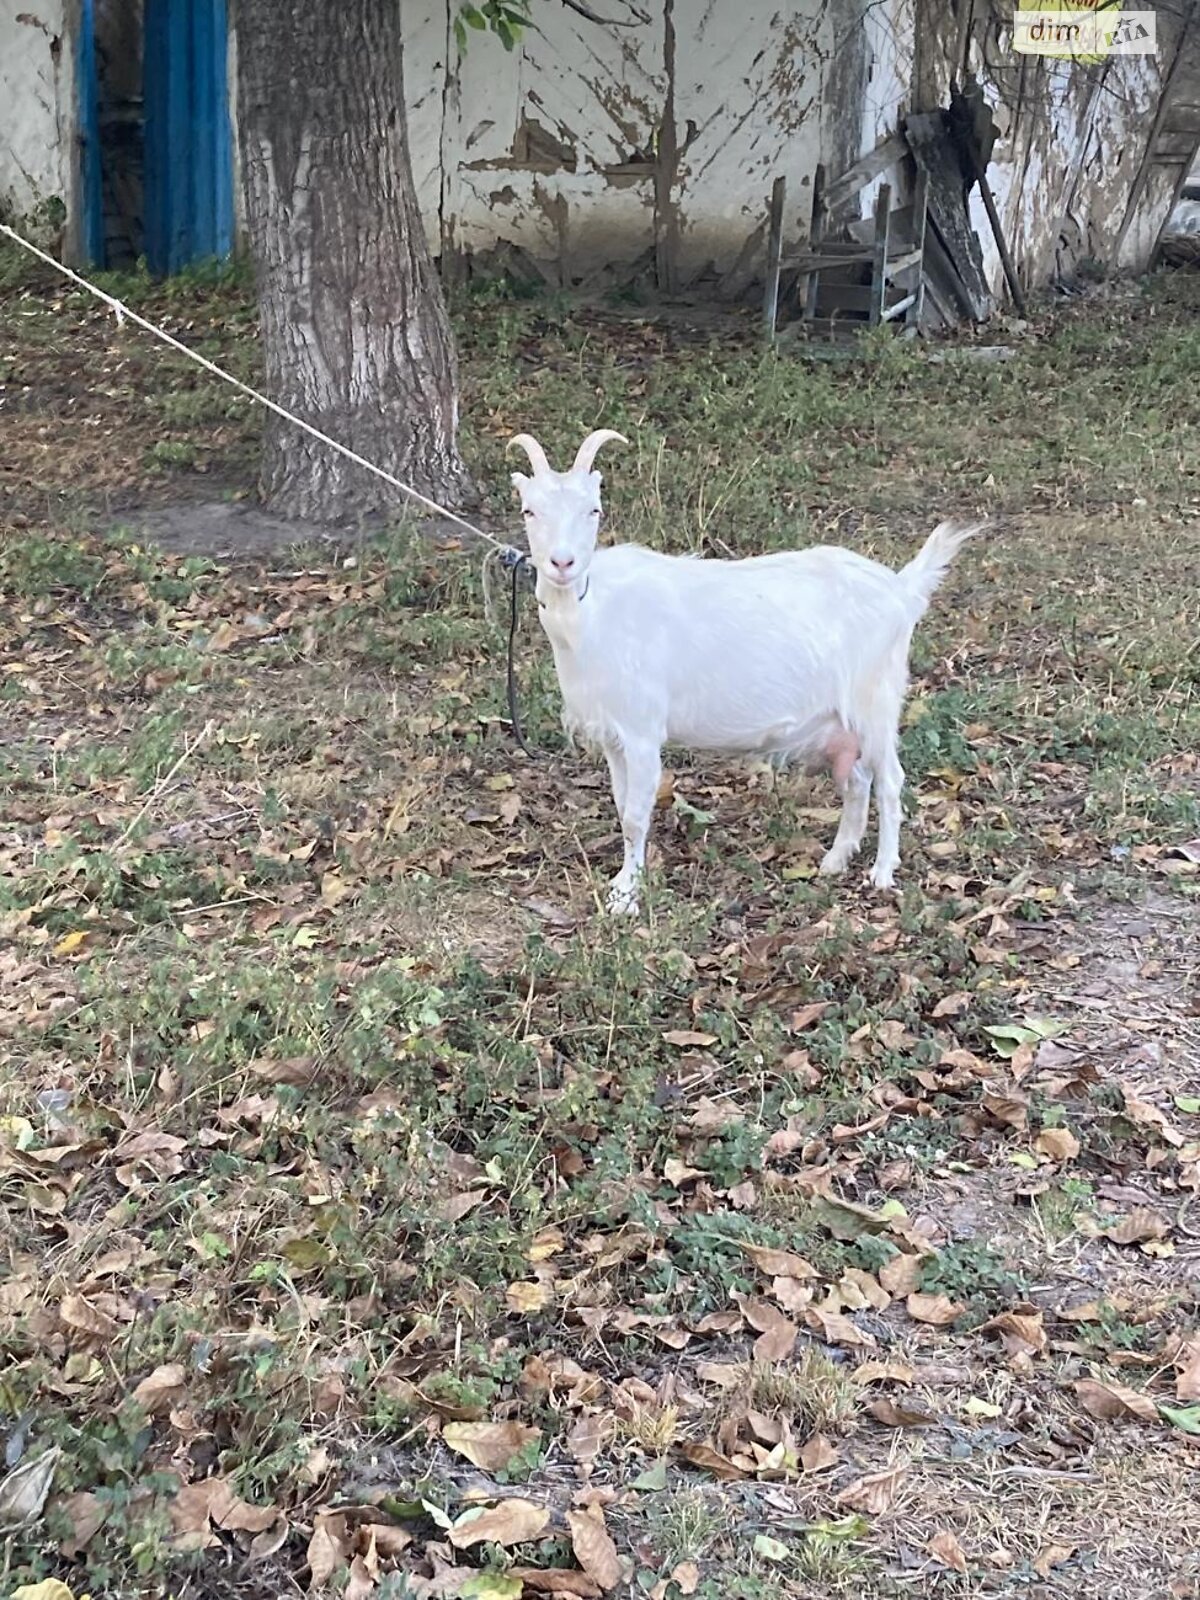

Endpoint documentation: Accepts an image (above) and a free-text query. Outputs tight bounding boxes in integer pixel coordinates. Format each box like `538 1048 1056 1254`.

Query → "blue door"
143 0 234 275
77 0 106 266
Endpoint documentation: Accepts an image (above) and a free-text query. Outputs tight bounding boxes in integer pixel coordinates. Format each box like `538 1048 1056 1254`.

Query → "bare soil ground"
1 251 1198 1600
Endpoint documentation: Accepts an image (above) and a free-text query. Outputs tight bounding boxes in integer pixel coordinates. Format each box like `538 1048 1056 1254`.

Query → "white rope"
0 222 517 556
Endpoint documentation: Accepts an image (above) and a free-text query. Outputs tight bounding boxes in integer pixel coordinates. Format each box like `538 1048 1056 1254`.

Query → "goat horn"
571 429 628 474
506 433 553 475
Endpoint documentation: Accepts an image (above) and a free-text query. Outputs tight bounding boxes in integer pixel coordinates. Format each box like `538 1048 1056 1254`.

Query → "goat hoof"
869 864 898 891
606 877 641 916
819 847 854 877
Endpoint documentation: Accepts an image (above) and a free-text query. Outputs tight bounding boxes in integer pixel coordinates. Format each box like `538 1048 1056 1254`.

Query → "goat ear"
510 471 530 492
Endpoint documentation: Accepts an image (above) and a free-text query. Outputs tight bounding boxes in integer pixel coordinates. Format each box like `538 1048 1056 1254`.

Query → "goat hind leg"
820 760 872 876
869 746 905 889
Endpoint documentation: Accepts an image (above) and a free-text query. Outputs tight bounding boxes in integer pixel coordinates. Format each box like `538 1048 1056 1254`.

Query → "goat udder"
825 728 861 788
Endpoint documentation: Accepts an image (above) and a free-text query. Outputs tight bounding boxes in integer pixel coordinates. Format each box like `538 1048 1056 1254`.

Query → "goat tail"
899 519 987 614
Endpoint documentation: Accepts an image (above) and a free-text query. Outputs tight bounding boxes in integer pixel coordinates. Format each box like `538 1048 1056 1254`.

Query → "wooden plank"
785 249 874 271
904 112 991 322
802 163 827 322
762 175 786 342
823 134 907 216
909 162 929 331
869 182 891 327
888 247 925 274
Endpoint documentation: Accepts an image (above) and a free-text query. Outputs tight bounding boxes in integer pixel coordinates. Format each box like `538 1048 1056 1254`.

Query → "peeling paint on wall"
4 0 1196 290
0 0 79 252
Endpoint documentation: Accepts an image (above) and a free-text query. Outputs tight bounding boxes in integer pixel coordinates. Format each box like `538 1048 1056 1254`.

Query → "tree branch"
558 0 649 25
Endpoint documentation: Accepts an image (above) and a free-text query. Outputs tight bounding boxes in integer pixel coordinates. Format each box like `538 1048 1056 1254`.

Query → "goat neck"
534 561 590 647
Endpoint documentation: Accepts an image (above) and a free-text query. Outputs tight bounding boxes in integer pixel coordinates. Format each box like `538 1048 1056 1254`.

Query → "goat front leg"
606 737 661 915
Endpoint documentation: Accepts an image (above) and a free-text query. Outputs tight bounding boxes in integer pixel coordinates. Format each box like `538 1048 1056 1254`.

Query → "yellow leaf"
12 1584 85 1600
459 1575 523 1600
506 1280 553 1314
0 1115 35 1151
53 930 88 957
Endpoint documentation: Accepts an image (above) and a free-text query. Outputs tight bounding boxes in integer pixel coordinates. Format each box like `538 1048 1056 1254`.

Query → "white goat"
509 429 983 914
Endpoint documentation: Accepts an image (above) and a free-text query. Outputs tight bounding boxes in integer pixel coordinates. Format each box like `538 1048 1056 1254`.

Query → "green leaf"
463 4 488 27
983 1017 1069 1058
1173 1095 1200 1114
632 1458 668 1491
454 15 467 50
754 1534 789 1561
497 18 515 47
1160 1404 1200 1435
281 1237 332 1271
803 1514 870 1541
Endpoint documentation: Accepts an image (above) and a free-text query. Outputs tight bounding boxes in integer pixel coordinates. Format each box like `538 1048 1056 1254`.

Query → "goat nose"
550 554 575 572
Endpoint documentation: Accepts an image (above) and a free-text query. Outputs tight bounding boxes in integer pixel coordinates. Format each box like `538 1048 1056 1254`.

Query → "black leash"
502 547 540 760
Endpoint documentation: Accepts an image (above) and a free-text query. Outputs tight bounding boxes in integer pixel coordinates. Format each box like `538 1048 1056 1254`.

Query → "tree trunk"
234 0 473 522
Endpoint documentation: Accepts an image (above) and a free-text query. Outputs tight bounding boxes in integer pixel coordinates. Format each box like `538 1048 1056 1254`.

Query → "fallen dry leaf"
1035 1126 1081 1162
448 1498 550 1549
567 1508 624 1592
505 1280 553 1315
1033 1543 1076 1578
981 1088 1029 1130
836 1461 907 1514
868 1397 935 1427
1099 1208 1169 1246
982 1310 1047 1358
879 1253 923 1296
676 1441 747 1481
741 1244 817 1278
852 1359 916 1386
132 1362 188 1416
800 1433 839 1472
928 1529 969 1573
0 1449 61 1532
671 1562 701 1595
906 1292 964 1327
771 1274 814 1314
1075 1378 1159 1423
1175 1341 1200 1403
735 1295 798 1363
442 1420 542 1474
11 1583 79 1600
59 1292 121 1341
662 1029 717 1048
510 1569 601 1597
307 1512 349 1587
56 1489 107 1558
804 1305 877 1350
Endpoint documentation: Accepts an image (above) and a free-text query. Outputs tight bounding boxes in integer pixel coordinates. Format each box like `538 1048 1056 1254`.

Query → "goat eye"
591 508 602 518
522 508 533 518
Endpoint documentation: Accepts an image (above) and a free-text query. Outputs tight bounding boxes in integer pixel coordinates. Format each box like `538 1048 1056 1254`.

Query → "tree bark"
234 0 473 522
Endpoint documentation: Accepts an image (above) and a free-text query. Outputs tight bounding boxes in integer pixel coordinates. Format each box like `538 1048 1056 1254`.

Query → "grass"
0 249 1198 1600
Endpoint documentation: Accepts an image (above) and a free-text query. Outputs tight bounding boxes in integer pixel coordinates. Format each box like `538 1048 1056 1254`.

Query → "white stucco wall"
0 0 80 249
